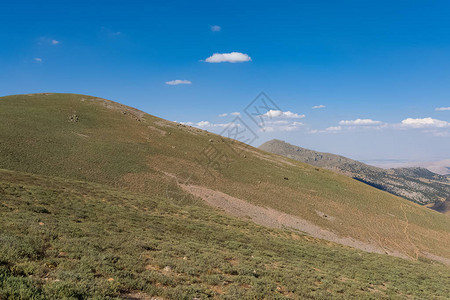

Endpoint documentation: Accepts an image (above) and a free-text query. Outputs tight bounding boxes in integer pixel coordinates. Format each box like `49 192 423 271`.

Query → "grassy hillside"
1 94 450 264
2 169 450 299
259 139 450 205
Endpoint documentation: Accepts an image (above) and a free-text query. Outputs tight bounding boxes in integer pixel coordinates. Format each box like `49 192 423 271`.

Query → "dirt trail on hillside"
180 184 408 259
400 204 420 260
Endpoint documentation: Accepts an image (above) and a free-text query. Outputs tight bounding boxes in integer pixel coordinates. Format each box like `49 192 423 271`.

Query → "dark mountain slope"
430 197 450 214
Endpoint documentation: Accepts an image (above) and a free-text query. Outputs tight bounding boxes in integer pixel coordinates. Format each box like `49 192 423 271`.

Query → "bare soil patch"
147 125 166 136
180 184 408 259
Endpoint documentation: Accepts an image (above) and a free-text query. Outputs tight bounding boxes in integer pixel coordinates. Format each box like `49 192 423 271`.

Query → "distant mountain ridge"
259 139 450 206
374 159 450 176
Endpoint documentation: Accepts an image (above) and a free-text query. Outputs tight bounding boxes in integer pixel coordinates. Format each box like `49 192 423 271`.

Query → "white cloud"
260 120 304 132
38 37 60 46
165 79 192 85
310 126 342 134
312 105 326 109
326 126 342 132
283 121 304 131
34 58 42 62
436 107 450 111
268 120 289 125
401 117 450 128
339 119 382 126
211 25 221 32
310 116 450 134
197 121 212 127
204 52 251 63
180 121 234 129
219 112 240 117
261 110 305 119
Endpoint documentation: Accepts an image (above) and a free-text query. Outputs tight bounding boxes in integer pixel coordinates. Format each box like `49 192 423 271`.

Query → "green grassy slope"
1 93 450 262
2 169 450 299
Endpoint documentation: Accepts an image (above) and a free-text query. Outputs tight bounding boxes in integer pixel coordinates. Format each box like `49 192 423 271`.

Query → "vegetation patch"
1 169 450 299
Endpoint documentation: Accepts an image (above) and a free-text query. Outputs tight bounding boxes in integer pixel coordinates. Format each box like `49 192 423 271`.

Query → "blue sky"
1 0 450 162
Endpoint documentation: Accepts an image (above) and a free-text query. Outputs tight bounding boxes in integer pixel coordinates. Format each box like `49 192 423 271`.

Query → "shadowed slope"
430 197 450 214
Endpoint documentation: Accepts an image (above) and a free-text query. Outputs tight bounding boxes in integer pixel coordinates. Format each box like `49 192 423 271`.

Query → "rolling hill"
1 93 450 299
259 139 450 205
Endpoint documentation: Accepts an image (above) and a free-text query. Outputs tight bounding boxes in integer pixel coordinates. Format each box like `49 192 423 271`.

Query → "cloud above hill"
262 121 304 132
204 52 251 63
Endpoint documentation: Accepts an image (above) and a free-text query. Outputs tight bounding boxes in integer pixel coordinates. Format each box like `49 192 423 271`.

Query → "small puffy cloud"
401 117 450 128
211 25 221 32
180 121 235 129
165 79 192 85
436 107 450 111
205 52 251 63
260 120 304 132
310 126 342 134
326 126 342 132
218 112 240 117
197 121 212 127
283 121 304 131
312 104 326 109
261 110 305 119
339 119 382 126
34 58 42 62
38 37 60 45
269 120 289 125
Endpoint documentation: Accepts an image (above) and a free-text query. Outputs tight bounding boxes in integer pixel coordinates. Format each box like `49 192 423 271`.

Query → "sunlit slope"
3 169 450 299
1 93 450 261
